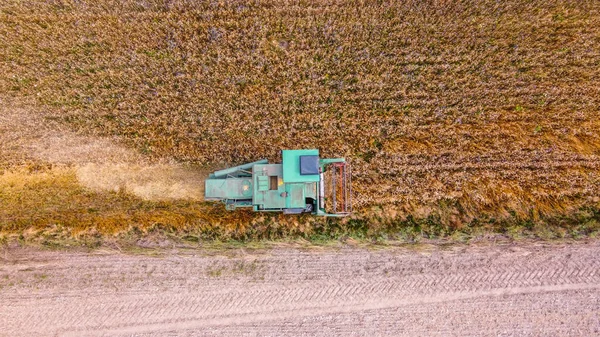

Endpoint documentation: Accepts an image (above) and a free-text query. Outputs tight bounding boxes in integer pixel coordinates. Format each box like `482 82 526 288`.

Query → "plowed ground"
1 242 599 336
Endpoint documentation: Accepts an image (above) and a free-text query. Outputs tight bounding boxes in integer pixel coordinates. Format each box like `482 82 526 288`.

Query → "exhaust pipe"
319 172 325 210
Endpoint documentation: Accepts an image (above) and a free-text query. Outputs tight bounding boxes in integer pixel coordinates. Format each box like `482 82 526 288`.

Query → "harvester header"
205 149 352 216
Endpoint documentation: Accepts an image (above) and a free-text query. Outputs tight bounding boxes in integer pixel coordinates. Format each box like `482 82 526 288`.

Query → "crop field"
1 0 600 242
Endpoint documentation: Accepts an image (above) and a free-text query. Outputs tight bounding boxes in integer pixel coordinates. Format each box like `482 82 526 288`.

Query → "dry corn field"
0 0 600 240
1 2 600 336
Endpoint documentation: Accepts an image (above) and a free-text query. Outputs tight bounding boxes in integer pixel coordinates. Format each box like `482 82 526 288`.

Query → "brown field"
1 0 600 241
1 242 599 336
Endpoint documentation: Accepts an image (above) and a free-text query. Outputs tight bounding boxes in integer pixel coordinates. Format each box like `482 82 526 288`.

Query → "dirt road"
1 241 599 336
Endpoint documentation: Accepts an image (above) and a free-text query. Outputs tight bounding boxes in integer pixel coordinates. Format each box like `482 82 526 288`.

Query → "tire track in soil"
0 242 598 336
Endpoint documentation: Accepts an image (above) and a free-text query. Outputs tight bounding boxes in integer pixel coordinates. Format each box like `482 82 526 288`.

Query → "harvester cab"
205 149 352 216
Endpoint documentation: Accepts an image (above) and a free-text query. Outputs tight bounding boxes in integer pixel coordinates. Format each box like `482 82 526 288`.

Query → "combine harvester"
205 149 351 216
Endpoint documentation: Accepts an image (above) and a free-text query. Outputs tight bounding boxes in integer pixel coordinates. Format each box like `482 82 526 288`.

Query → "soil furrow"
1 242 598 336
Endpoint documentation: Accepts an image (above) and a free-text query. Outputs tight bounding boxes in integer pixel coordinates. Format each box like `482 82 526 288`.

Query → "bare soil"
1 242 598 336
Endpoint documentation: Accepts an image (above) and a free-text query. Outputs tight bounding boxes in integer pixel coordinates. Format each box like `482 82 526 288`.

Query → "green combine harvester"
205 149 352 216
